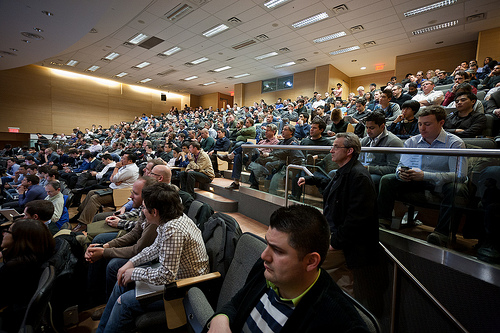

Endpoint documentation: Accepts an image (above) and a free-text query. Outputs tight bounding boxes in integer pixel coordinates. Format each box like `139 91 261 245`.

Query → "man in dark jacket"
298 132 378 296
206 205 369 333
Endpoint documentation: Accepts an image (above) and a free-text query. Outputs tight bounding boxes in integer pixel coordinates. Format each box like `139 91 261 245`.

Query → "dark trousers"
180 171 212 196
378 174 468 235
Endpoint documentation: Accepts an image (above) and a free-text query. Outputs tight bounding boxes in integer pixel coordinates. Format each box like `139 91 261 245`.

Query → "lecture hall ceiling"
1 0 499 95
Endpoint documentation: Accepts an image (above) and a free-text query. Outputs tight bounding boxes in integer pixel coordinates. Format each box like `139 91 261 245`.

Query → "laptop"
0 209 24 221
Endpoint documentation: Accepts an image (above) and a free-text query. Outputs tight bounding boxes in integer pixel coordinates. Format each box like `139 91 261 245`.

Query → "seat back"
216 233 266 311
342 290 381 333
18 265 56 332
112 187 131 208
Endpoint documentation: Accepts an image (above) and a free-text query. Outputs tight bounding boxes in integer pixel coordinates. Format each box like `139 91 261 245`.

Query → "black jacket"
209 259 369 333
304 158 378 268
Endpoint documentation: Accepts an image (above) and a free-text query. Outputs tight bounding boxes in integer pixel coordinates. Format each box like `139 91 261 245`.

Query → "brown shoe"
226 182 240 190
91 306 106 321
72 222 87 233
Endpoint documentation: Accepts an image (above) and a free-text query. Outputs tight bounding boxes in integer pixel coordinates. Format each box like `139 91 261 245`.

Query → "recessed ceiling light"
412 20 458 35
313 31 347 43
190 57 209 65
33 27 44 32
104 52 120 60
66 60 79 66
360 67 366 70
184 75 198 81
203 24 229 37
41 11 54 16
22 40 31 43
162 46 181 56
139 78 152 83
116 72 128 77
87 65 100 72
274 61 295 69
264 0 292 9
292 12 329 28
255 52 278 60
203 81 216 85
234 73 250 78
404 0 457 17
213 66 231 72
10 48 18 52
329 46 360 55
128 33 149 45
135 61 151 68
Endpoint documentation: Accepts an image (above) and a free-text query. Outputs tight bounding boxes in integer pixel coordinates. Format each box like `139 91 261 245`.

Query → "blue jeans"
96 282 163 333
106 258 129 299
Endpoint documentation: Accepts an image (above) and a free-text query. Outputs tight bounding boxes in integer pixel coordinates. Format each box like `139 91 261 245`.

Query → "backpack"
202 212 242 278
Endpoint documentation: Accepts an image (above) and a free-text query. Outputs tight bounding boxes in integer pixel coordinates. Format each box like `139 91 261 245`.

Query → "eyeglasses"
150 172 160 177
331 145 349 150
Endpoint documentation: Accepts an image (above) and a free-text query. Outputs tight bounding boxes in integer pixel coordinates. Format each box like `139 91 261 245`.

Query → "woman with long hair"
0 219 55 332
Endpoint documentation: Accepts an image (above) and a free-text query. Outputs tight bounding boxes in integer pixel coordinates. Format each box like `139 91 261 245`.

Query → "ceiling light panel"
164 3 193 21
162 46 181 56
203 81 216 85
329 46 360 55
292 12 329 28
190 57 209 64
203 24 229 37
116 72 128 77
66 60 78 66
234 73 250 78
412 20 459 35
313 31 347 43
183 75 198 80
104 52 120 60
139 78 152 83
274 61 295 68
87 65 100 72
255 52 278 60
135 61 151 68
264 0 292 9
404 0 457 17
128 33 149 44
213 66 231 72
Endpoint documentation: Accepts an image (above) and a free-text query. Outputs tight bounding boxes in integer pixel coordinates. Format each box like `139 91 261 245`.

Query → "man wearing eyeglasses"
297 133 378 295
390 84 412 107
442 71 477 106
412 80 444 107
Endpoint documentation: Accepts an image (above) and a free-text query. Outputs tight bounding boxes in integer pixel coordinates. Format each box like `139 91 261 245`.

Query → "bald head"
151 165 172 184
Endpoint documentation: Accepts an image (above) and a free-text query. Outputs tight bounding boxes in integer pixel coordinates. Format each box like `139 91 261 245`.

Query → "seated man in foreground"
96 182 209 332
378 106 468 246
207 205 369 332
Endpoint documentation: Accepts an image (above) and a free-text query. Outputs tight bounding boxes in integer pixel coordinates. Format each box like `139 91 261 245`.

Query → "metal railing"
284 164 313 207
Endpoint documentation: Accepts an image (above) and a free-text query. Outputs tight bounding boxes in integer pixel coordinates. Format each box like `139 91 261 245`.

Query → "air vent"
157 84 172 89
207 70 216 73
226 57 236 61
363 41 376 47
189 0 209 5
50 61 64 66
184 62 195 67
226 76 234 79
466 13 485 22
164 4 193 21
255 34 269 42
90 28 98 33
332 4 348 15
227 17 242 26
138 36 164 49
278 47 291 53
350 25 364 33
296 58 307 63
232 39 257 50
157 69 177 76
122 42 136 49
20 32 44 40
157 53 167 58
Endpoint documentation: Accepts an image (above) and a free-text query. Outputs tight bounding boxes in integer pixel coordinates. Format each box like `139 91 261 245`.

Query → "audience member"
412 80 444 107
387 100 420 139
443 92 486 138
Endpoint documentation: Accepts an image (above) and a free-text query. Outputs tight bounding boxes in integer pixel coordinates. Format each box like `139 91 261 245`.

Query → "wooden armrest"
174 272 221 288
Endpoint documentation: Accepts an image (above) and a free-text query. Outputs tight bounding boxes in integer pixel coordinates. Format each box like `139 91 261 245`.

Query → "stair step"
224 212 268 238
194 189 238 212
